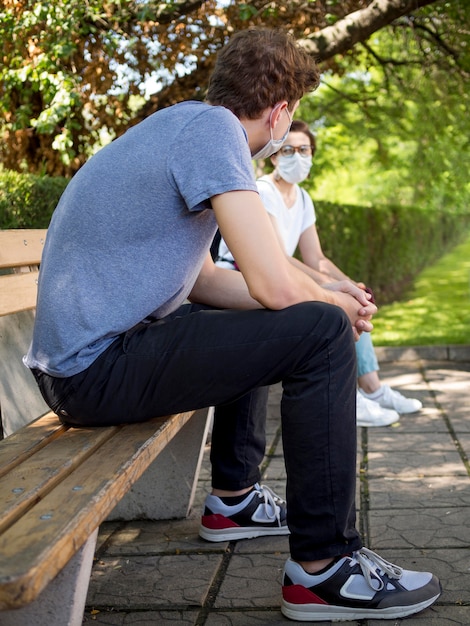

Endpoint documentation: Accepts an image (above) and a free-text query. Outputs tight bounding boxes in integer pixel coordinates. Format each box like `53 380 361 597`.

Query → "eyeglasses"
279 145 313 158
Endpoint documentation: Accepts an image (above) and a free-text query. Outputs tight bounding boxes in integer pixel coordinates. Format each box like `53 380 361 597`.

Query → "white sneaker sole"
281 591 441 621
382 403 422 414
356 413 400 427
199 524 290 542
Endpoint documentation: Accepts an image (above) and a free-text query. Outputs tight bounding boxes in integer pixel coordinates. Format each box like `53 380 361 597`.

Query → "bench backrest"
0 229 47 317
0 229 49 437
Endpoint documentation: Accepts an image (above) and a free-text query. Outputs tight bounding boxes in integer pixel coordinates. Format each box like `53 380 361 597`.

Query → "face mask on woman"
276 153 312 184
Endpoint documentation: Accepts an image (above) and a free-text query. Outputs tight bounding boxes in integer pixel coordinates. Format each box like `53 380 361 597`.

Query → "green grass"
372 233 470 346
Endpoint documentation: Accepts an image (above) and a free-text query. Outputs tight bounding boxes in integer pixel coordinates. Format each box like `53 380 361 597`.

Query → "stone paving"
84 346 470 625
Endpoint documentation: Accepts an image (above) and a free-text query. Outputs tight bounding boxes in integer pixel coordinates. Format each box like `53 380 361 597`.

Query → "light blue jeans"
355 331 379 378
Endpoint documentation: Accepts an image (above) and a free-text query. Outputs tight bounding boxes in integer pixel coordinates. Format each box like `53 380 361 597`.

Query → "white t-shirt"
216 175 316 266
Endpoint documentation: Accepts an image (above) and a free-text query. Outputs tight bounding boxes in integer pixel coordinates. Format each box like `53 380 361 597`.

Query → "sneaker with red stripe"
281 548 441 621
199 483 289 542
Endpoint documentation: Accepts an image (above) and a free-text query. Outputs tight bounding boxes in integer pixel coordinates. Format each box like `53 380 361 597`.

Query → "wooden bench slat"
0 271 40 316
0 413 64 477
0 229 46 269
0 424 120 535
0 410 195 609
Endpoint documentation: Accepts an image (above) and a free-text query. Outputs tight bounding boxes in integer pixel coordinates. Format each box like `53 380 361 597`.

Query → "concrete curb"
375 344 470 363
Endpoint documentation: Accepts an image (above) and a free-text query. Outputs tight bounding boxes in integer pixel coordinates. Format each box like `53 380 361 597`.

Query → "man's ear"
270 101 288 128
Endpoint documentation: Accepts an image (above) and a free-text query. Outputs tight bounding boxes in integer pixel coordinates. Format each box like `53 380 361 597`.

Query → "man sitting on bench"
24 28 441 623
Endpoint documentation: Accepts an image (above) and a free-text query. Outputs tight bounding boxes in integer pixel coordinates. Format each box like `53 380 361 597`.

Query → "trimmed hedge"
1 170 470 305
0 170 69 229
314 201 470 304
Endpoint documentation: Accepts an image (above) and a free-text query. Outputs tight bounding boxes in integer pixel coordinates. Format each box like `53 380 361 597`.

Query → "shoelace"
352 548 403 591
254 483 284 526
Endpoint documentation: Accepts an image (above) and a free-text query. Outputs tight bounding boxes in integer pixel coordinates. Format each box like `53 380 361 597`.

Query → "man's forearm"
189 265 263 310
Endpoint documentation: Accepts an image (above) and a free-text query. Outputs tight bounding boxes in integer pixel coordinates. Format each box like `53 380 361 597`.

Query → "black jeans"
211 387 269 491
33 301 361 561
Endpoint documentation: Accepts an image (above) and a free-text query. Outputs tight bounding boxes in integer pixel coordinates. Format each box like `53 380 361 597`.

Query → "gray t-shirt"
25 101 257 377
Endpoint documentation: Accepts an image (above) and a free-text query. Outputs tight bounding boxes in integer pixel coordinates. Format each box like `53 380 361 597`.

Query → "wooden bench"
0 229 211 626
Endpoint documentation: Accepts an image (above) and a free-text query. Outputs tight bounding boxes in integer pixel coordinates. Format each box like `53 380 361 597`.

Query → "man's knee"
285 301 351 339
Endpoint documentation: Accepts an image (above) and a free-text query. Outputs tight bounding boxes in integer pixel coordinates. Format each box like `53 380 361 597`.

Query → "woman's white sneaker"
372 384 423 413
356 391 400 427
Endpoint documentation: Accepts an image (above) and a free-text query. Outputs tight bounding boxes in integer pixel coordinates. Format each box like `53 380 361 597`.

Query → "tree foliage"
1 0 467 176
297 8 470 211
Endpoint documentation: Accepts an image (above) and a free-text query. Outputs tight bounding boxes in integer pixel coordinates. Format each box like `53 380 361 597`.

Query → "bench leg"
0 528 98 626
108 407 212 520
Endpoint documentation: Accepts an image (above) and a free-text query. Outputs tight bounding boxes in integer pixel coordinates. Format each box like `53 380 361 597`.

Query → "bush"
0 170 69 229
314 201 470 304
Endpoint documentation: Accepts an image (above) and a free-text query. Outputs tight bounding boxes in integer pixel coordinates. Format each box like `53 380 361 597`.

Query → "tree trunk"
301 0 438 60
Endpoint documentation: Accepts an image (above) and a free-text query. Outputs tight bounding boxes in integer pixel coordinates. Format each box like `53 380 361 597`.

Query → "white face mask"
252 108 292 160
276 152 312 184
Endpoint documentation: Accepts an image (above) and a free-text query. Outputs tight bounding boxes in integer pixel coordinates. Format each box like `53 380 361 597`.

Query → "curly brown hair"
206 29 320 120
